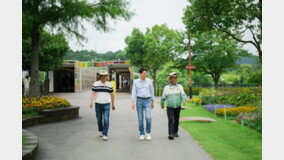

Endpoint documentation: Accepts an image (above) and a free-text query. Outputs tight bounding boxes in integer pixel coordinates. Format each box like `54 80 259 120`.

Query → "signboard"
185 65 195 69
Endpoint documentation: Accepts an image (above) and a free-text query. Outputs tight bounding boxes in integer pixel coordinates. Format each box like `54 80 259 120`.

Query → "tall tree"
23 0 133 97
23 31 69 72
183 0 262 63
125 24 184 85
124 28 145 68
143 24 184 85
190 31 243 88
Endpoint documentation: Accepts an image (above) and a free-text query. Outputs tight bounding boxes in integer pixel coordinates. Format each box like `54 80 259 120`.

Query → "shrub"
200 95 220 105
216 106 257 116
22 96 71 114
204 104 237 114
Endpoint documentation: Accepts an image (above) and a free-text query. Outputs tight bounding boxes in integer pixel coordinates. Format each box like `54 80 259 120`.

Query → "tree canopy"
188 31 244 88
23 0 134 97
23 30 69 72
125 24 184 85
183 0 262 63
65 50 128 61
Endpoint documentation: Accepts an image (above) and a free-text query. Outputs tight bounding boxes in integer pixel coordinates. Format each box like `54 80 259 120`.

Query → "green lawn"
22 134 26 146
180 102 262 160
22 112 40 118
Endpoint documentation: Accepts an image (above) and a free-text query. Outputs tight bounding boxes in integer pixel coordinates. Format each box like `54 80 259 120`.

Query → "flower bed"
204 104 237 114
199 87 262 106
22 96 71 114
236 107 262 133
216 106 257 116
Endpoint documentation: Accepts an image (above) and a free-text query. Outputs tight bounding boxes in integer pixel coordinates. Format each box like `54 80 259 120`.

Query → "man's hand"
89 103 93 109
182 100 186 106
161 105 164 109
151 101 154 109
132 101 135 110
112 104 115 110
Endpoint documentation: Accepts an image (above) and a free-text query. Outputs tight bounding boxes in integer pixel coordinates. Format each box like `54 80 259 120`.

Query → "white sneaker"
146 133 151 140
102 135 108 141
99 132 103 137
139 135 145 141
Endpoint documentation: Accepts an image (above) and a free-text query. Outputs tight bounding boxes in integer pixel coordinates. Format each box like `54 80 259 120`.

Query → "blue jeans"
95 103 110 136
136 99 152 135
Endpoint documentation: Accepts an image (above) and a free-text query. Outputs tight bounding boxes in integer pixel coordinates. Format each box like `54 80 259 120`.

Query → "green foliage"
22 31 69 72
183 0 262 62
248 69 262 85
133 74 139 80
23 0 134 97
190 31 243 88
199 87 262 106
65 50 127 61
125 28 145 67
125 24 184 83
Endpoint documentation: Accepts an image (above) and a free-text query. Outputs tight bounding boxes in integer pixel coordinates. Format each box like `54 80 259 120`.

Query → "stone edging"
23 105 80 128
22 129 39 160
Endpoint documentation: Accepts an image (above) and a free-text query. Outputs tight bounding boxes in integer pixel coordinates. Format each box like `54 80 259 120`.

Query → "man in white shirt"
89 70 115 141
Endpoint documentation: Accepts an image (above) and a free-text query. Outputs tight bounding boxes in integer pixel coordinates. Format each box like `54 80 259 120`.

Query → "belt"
137 97 151 100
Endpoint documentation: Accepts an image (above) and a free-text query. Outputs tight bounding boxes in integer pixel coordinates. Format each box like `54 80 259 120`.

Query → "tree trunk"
29 24 41 97
257 48 262 63
212 76 219 89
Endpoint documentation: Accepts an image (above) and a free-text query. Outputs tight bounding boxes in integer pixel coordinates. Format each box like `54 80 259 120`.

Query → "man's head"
99 70 109 82
168 72 178 85
139 68 148 80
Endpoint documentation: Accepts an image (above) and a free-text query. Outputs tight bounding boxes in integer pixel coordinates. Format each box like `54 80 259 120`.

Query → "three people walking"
89 69 188 141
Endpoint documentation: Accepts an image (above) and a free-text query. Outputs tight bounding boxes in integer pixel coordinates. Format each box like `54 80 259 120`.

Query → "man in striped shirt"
89 70 115 141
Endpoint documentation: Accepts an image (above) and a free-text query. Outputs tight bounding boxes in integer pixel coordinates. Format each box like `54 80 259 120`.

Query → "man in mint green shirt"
161 72 188 140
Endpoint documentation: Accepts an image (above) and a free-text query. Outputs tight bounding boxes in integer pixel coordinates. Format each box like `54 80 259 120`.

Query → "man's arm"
131 81 136 110
150 80 155 109
110 93 115 110
89 91 96 108
160 86 167 109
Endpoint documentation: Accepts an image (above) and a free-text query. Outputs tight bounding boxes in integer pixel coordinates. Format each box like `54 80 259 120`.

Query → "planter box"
22 105 80 128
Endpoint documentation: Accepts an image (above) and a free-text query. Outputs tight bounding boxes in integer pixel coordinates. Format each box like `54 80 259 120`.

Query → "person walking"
131 68 155 141
160 72 188 140
110 79 117 98
23 75 30 97
89 70 115 141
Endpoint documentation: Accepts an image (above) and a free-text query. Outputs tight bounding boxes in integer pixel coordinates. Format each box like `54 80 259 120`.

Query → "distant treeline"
65 50 128 62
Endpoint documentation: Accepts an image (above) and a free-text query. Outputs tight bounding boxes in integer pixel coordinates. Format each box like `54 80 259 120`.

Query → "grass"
22 134 26 146
22 112 40 118
179 102 262 160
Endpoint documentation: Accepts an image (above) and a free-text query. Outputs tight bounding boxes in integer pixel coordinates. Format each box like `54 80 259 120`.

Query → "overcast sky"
67 0 257 55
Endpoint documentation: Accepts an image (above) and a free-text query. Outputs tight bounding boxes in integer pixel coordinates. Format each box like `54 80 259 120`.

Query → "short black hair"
139 68 148 74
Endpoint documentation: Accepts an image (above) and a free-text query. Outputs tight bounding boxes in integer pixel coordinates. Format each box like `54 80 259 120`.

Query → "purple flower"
204 104 237 114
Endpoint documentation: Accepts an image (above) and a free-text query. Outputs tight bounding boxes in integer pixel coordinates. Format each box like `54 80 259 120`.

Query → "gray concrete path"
26 92 214 160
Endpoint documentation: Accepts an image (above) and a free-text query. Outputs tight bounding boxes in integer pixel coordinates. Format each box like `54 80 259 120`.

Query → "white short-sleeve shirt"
92 80 114 104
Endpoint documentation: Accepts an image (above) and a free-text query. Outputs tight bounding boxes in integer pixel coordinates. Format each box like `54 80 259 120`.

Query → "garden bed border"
22 105 80 128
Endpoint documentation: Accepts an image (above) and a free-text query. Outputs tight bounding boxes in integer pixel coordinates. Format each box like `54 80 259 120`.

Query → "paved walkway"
26 92 214 160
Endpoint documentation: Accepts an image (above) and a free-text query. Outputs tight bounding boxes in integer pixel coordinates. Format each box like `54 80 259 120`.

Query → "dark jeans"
167 107 181 135
95 103 110 136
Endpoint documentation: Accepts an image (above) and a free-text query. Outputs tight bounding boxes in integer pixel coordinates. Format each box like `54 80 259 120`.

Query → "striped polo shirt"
92 80 114 104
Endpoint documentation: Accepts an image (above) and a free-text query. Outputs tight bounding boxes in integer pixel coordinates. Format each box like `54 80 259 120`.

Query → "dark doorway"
54 67 74 92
